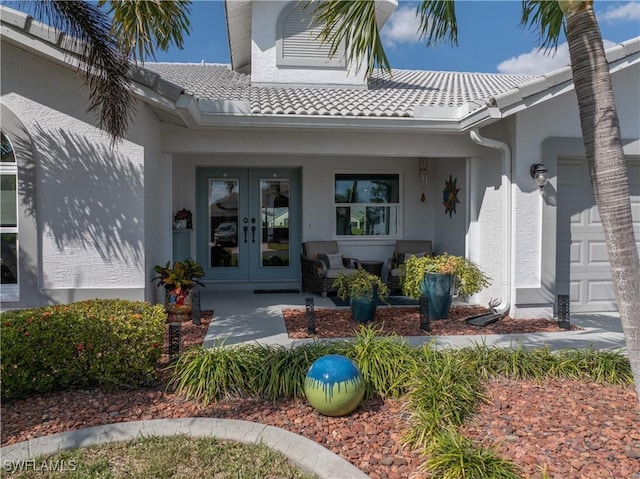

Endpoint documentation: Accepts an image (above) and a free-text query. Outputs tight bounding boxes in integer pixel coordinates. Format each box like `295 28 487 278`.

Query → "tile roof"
2 4 636 123
142 63 537 118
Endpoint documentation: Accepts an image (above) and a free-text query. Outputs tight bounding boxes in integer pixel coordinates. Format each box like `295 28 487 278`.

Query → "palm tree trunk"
565 7 640 400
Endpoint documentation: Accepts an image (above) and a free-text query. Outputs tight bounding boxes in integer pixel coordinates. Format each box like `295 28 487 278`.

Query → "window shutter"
282 8 333 59
277 3 345 67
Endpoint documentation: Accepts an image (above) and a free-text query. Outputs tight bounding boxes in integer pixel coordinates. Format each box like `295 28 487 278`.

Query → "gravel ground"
283 305 580 339
2 312 638 479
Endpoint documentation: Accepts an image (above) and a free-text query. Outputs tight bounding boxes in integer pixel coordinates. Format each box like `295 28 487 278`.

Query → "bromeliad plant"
333 268 389 302
152 259 205 294
402 253 490 300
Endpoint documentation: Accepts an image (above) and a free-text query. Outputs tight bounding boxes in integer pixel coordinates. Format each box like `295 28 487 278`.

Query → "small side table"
359 260 384 278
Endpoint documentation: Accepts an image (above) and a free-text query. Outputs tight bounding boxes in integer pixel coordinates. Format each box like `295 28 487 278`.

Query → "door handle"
251 225 256 243
243 225 248 243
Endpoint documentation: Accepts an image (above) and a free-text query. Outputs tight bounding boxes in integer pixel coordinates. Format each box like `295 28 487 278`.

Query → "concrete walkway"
200 290 627 352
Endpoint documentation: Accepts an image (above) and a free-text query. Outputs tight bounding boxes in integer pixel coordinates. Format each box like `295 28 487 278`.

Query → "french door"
196 167 301 284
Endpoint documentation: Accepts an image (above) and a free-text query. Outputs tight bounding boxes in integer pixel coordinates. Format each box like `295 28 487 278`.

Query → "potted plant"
152 260 205 321
333 269 389 323
402 253 490 320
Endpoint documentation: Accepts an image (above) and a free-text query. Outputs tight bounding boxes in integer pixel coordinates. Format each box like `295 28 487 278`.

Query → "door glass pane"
1 233 17 285
261 179 290 267
209 179 239 268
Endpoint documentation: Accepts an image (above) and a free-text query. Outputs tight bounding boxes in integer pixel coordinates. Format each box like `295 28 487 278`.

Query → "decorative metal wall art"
443 175 460 217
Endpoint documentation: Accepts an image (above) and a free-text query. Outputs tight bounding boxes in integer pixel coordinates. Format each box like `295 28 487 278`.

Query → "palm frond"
311 0 390 76
520 0 565 52
26 0 134 142
98 0 192 63
416 0 458 46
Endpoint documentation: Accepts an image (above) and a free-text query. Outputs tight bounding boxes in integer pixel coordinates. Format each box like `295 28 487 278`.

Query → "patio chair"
301 241 360 297
387 240 433 292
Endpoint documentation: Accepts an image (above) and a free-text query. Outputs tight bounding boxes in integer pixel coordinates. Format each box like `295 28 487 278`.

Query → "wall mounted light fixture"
530 163 548 190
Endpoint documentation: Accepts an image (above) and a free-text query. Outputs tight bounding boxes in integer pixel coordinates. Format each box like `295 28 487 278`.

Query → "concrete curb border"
0 418 369 479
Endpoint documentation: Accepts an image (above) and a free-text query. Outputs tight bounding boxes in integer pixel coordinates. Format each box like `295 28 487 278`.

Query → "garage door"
557 158 640 312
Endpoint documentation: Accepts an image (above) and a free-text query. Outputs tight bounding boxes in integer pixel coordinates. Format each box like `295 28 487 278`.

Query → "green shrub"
253 341 348 401
422 428 521 479
169 326 425 405
455 343 633 385
169 341 347 404
168 344 265 404
554 348 633 385
0 299 166 399
404 346 488 449
345 325 419 399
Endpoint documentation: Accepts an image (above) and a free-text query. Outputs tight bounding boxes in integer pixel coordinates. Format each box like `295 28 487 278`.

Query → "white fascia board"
413 105 465 120
543 68 573 89
129 83 183 115
1 26 78 70
190 113 465 133
492 89 524 109
492 82 575 120
495 53 638 120
459 106 499 131
516 76 550 99
3 25 189 119
605 44 627 63
609 52 640 73
197 99 252 115
26 17 62 45
0 6 31 29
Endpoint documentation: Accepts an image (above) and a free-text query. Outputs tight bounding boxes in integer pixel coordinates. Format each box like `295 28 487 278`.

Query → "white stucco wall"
163 125 492 266
511 61 640 317
1 41 159 305
468 152 507 308
250 1 367 87
169 152 432 264
430 158 467 257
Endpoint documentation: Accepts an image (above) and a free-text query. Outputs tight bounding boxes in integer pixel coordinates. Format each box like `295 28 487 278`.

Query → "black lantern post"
419 295 430 332
305 297 317 335
168 322 182 361
557 294 571 330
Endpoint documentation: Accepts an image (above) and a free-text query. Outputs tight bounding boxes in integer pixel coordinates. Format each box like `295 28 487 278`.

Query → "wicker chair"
387 240 433 292
301 241 360 297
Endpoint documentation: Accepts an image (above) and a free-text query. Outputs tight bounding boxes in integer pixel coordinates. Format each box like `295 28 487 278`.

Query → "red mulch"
282 305 580 339
2 311 638 479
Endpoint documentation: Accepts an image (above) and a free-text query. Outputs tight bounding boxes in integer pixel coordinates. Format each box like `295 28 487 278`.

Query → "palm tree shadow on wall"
18 125 144 267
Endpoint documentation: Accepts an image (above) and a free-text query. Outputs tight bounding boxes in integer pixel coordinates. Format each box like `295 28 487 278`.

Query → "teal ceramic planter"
350 295 377 323
421 273 454 319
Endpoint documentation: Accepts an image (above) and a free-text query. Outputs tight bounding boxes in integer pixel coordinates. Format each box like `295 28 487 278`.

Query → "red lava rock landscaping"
2 310 638 479
283 305 580 339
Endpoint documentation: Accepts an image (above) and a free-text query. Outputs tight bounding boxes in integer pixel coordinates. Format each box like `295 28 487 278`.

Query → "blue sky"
151 0 640 74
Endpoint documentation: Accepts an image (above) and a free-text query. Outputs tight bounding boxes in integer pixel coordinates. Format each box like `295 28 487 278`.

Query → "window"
334 173 400 237
276 2 346 68
1 131 19 301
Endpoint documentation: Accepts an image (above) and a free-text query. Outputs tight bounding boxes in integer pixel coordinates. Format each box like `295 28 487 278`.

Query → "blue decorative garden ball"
304 354 365 417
